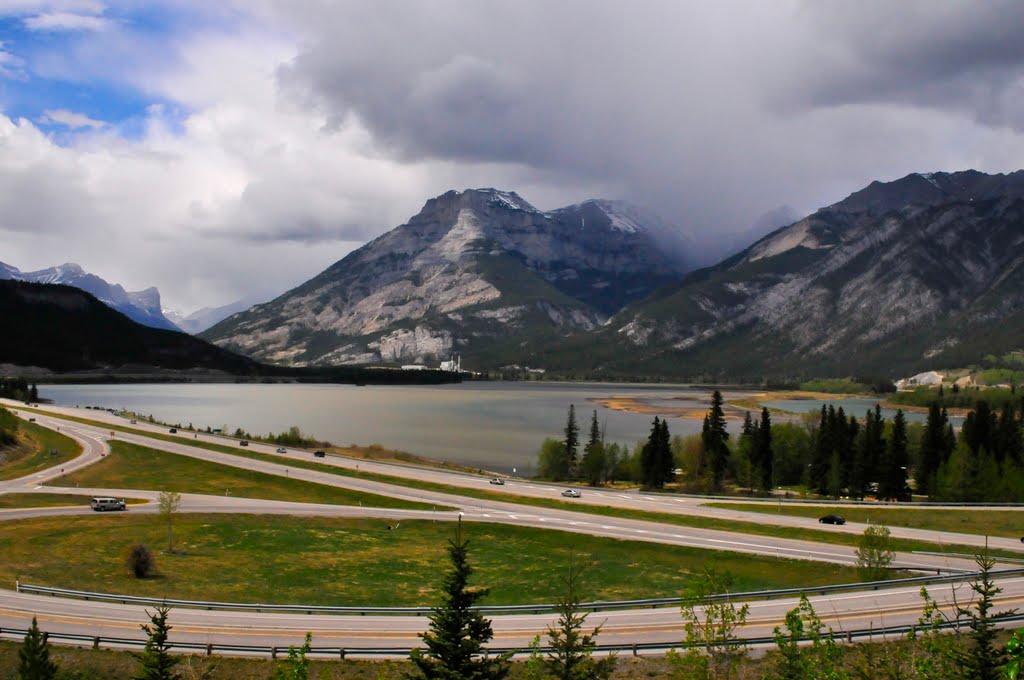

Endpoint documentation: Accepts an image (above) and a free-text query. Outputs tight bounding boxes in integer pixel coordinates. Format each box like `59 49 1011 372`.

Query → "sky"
2 1 1024 314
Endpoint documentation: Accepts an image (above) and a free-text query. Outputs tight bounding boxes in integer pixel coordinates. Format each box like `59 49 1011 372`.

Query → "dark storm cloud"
276 1 1024 240
789 2 1024 130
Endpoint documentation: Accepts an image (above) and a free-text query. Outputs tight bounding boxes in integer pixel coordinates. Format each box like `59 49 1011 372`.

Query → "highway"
2 400 1023 656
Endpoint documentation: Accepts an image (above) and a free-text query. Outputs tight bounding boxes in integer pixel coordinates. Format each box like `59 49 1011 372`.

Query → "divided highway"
2 400 1023 656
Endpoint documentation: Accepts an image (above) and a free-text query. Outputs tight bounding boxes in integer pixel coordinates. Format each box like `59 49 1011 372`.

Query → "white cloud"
23 10 110 31
39 108 105 128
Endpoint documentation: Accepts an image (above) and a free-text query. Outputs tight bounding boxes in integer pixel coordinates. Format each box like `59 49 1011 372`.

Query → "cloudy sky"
2 1 1024 314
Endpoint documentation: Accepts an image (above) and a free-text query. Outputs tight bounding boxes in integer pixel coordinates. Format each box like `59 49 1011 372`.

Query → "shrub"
126 544 156 578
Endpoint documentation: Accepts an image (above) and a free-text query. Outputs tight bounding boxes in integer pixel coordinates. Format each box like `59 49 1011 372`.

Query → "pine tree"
879 410 908 501
755 407 774 492
918 402 948 497
658 419 675 486
641 417 664 489
564 405 579 471
581 411 605 486
544 560 616 680
702 391 730 489
133 605 180 680
409 521 511 680
998 403 1023 466
953 552 1016 680
18 616 58 680
811 405 833 494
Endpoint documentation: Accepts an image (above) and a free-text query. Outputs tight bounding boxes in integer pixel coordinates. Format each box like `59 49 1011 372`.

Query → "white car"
561 489 581 498
489 478 505 485
276 447 287 454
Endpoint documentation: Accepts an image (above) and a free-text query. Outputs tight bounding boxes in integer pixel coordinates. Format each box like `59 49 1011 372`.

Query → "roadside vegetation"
47 440 437 510
0 514 870 606
0 409 81 481
798 377 896 394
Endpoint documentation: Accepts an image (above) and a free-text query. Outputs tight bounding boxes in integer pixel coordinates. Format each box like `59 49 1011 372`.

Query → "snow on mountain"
1 261 180 331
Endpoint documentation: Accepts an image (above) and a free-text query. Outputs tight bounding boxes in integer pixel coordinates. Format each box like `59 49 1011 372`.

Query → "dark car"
819 514 846 525
314 450 326 458
169 428 177 433
239 440 249 447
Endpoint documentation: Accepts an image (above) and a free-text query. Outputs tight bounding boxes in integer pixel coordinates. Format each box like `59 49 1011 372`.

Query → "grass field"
0 513 876 606
0 420 81 481
47 441 440 511
19 409 1024 559
0 493 148 509
705 502 1024 540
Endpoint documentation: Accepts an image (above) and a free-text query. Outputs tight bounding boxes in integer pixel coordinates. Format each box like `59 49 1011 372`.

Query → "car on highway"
561 489 582 498
90 497 126 512
239 440 249 447
314 450 326 458
129 419 137 424
489 478 505 485
819 514 845 525
28 417 35 422
168 428 177 433
276 447 287 453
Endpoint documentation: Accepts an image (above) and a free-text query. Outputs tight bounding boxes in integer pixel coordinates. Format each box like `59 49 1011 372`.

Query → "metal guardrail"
2 611 1024 659
17 569 1024 616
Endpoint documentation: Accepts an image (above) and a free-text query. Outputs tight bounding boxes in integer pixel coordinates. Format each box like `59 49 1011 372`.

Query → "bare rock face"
601 170 1024 377
202 188 685 367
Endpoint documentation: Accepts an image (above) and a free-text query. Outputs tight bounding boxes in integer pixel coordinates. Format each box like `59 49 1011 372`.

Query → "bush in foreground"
126 543 157 579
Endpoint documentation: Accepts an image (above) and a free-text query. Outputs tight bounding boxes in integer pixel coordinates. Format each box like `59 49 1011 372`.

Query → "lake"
41 382 716 474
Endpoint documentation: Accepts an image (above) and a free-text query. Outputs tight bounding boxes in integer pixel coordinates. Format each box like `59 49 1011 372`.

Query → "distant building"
895 370 944 391
439 355 461 372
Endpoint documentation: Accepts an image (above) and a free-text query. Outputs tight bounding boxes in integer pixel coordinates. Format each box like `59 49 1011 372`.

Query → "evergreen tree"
133 605 180 680
753 408 774 492
409 521 511 680
879 410 908 501
18 616 58 680
953 552 1016 680
28 383 38 402
563 405 579 471
658 419 675 486
544 560 616 680
701 390 730 489
963 400 997 457
642 417 667 488
918 402 948 496
581 411 605 486
811 405 834 494
998 403 1023 466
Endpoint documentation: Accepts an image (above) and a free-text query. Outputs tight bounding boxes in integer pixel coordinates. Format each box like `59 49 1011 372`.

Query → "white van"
90 497 126 511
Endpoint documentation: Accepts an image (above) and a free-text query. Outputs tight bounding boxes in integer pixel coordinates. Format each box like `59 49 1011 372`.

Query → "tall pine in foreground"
544 560 616 680
133 605 180 680
702 390 730 489
408 520 511 680
18 616 58 680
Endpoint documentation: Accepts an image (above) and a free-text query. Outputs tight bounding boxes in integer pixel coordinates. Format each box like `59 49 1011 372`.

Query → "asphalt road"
3 400 1024 656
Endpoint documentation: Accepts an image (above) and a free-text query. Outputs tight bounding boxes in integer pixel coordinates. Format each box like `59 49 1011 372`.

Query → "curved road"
2 402 1023 656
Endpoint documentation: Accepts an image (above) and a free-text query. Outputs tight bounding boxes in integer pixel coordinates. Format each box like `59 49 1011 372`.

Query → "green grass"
21 408 1024 559
47 441 438 511
704 502 1024 540
0 493 148 509
0 514 874 607
0 419 81 481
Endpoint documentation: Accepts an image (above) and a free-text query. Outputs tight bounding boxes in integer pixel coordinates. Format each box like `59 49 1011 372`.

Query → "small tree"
766 595 847 680
408 520 511 679
670 568 749 680
126 543 157 578
158 491 182 553
18 616 58 680
133 605 180 680
272 632 311 680
538 439 571 481
954 552 1016 680
855 525 895 581
544 560 616 680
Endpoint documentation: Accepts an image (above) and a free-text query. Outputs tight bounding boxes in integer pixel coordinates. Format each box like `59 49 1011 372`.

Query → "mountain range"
0 262 179 332
201 189 687 367
202 171 1024 379
9 170 1024 380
